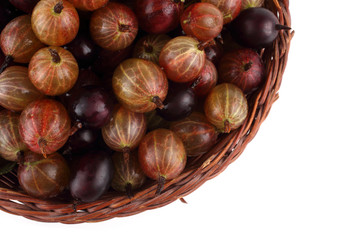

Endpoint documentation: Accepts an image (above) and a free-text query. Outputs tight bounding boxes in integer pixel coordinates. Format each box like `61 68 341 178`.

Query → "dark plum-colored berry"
70 150 114 203
231 7 291 48
67 86 114 129
65 32 98 68
157 84 196 121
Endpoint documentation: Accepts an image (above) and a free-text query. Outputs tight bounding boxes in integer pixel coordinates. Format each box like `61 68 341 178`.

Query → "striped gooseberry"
201 0 242 24
0 66 43 111
132 34 171 64
170 112 218 157
29 47 79 96
0 110 27 162
218 48 265 94
159 36 206 83
111 151 146 198
18 151 70 199
90 2 138 51
112 58 168 113
31 0 80 46
138 128 186 195
181 3 223 42
0 15 44 73
68 0 109 11
204 83 248 133
102 105 147 161
19 99 71 157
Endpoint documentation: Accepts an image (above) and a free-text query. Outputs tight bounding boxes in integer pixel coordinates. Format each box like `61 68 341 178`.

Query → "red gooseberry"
29 47 79 96
218 48 265 94
0 110 27 162
138 128 186 195
112 58 168 113
111 151 146 198
181 2 223 42
19 99 71 157
204 83 248 133
0 66 43 111
102 105 147 160
18 151 70 199
159 36 206 83
31 0 80 46
0 15 44 73
90 2 138 51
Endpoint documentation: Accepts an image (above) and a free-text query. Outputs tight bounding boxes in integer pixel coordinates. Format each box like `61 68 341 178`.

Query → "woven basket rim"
0 0 294 224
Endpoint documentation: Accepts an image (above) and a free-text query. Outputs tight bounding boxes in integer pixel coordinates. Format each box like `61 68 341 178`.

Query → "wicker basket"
0 0 294 224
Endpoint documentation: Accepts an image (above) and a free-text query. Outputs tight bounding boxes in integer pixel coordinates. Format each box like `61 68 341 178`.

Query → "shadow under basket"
0 0 294 224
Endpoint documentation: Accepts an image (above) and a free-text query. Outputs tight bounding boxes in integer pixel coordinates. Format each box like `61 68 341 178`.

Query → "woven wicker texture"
0 0 294 224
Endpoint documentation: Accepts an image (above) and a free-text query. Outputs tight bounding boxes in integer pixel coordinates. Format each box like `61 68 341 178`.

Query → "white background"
1 0 360 239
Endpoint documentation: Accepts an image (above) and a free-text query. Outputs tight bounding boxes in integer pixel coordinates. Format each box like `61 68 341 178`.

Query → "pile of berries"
0 0 289 203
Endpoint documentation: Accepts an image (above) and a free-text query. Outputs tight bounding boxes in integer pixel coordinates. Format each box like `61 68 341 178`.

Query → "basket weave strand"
0 0 294 224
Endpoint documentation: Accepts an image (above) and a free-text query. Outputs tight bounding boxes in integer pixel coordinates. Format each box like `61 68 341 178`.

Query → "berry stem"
155 175 166 196
70 122 83 136
224 120 231 133
275 24 291 31
0 55 14 74
48 48 61 64
125 182 134 199
119 24 131 32
244 61 252 71
151 96 164 109
54 1 64 14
